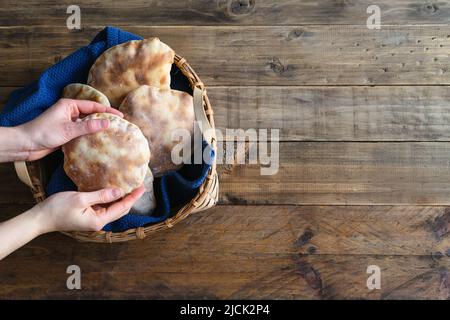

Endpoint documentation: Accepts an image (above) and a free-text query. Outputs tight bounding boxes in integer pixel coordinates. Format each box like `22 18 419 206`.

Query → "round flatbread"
62 83 110 107
119 85 194 176
62 113 150 194
87 38 175 107
130 168 156 216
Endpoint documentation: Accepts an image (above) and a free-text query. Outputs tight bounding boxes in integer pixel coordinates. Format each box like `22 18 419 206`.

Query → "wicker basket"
14 54 219 243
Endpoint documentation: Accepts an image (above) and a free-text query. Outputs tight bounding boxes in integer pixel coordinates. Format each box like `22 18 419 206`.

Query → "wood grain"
0 87 11 106
1 1 450 301
218 142 450 205
0 0 449 26
2 26 450 86
3 204 449 257
0 204 449 299
0 163 33 204
210 86 450 141
4 142 450 206
6 85 450 142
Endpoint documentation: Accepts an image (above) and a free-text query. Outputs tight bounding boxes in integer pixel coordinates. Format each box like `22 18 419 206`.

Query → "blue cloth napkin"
0 26 213 232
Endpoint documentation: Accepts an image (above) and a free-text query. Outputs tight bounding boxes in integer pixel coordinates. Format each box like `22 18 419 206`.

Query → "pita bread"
62 113 150 194
87 38 175 107
119 85 194 176
62 83 110 107
130 168 156 215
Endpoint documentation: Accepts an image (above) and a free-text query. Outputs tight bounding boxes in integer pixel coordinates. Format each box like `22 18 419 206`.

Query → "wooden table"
1 0 450 299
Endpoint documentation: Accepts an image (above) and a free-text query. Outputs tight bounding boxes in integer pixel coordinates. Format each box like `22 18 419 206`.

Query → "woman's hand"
0 186 145 260
17 98 123 161
32 186 145 233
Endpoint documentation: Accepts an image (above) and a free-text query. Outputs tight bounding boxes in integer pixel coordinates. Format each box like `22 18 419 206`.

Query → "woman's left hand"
32 186 145 233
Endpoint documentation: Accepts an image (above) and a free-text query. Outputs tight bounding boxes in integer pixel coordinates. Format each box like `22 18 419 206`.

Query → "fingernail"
111 188 123 198
100 119 109 128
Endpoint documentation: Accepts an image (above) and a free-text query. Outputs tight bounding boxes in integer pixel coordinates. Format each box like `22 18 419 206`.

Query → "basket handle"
14 161 34 189
193 87 215 145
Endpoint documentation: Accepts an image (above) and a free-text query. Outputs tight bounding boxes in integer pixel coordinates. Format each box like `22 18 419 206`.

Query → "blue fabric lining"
0 27 213 232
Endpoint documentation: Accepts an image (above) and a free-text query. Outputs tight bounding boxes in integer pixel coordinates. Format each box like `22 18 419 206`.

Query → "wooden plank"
6 85 450 142
2 26 450 86
2 204 449 257
0 87 12 107
218 142 450 205
5 142 450 205
0 204 449 299
0 163 33 204
0 88 36 204
1 0 450 26
210 86 450 141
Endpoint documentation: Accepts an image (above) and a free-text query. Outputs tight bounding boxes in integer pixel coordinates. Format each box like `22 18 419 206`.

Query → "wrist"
25 204 55 235
0 126 32 162
11 125 32 158
15 124 36 154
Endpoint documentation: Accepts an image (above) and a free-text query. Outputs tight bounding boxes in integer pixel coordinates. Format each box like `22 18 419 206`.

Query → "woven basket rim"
27 52 218 243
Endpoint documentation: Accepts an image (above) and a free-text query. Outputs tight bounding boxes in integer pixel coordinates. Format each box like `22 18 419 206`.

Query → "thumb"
66 119 109 140
97 186 146 224
80 188 124 207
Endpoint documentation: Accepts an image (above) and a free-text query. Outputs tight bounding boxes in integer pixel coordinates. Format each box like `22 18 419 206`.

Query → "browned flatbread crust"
62 113 150 194
119 85 194 176
62 83 110 106
87 38 174 107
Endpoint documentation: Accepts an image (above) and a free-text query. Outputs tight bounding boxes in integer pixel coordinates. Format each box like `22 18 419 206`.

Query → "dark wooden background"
1 0 450 299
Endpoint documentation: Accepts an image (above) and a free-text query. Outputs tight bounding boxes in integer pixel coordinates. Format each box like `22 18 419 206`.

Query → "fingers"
59 98 125 141
72 99 123 117
98 186 146 224
26 148 57 161
107 108 123 117
63 99 123 118
65 118 109 140
80 188 124 207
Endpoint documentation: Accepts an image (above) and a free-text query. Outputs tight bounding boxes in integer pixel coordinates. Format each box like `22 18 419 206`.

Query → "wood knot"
287 28 304 41
268 58 295 77
54 55 63 63
307 246 317 254
294 228 314 247
431 209 450 240
228 0 256 16
218 163 234 175
297 261 323 293
223 193 250 205
423 2 438 14
439 270 450 300
432 252 445 263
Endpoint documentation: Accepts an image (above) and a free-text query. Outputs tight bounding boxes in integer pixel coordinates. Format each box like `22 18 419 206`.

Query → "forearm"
0 206 48 260
0 126 30 163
